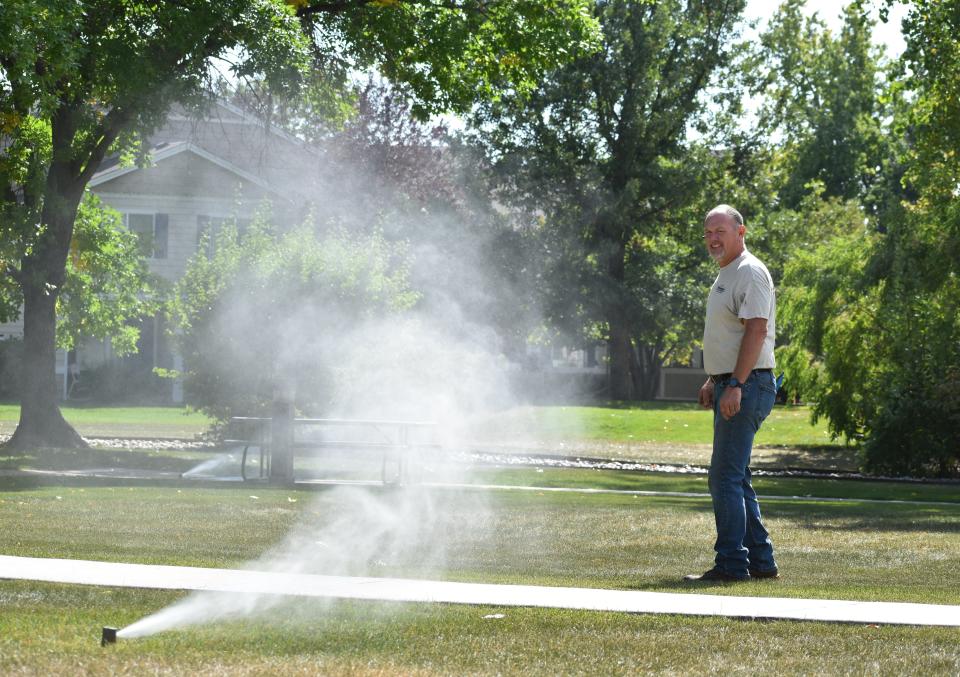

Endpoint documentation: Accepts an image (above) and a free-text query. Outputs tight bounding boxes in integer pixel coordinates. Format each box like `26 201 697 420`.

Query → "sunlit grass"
0 404 213 439
0 401 837 448
1 481 959 674
2 588 959 676
468 402 840 447
3 483 958 599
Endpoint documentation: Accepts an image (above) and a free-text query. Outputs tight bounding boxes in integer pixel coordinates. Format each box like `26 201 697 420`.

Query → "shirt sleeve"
738 265 773 321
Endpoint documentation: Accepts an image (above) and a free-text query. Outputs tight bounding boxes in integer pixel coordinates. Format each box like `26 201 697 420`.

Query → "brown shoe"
683 568 750 582
748 567 780 579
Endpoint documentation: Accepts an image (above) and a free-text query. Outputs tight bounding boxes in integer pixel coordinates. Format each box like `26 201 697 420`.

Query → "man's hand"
719 384 742 420
698 380 714 409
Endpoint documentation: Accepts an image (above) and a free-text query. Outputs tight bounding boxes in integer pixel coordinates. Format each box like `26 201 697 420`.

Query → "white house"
0 101 321 402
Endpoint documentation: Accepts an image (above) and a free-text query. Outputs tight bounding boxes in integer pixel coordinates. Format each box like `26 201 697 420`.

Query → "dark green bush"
79 359 171 405
861 367 960 478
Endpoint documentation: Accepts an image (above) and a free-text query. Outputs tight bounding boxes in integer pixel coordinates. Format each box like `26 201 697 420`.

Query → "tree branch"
77 109 128 187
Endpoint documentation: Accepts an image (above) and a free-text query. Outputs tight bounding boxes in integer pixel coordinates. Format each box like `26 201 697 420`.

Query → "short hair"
705 204 743 226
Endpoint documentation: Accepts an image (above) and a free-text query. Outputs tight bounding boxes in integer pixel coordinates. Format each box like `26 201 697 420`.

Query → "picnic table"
225 416 439 485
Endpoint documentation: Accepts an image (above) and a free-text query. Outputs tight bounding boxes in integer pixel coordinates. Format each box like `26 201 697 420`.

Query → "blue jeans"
709 370 778 578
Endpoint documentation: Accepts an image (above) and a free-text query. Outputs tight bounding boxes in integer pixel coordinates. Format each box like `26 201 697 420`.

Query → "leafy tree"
167 217 417 421
58 195 159 359
0 193 155 399
745 0 889 209
854 0 960 475
778 193 960 477
0 0 309 449
0 0 598 450
472 0 746 399
775 196 879 441
773 0 960 476
623 231 711 399
285 79 541 362
318 79 490 231
894 0 960 276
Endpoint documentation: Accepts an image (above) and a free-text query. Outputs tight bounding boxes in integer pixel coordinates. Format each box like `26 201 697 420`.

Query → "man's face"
703 214 744 266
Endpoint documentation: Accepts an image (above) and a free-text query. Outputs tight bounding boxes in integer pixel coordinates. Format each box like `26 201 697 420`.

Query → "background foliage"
166 216 417 420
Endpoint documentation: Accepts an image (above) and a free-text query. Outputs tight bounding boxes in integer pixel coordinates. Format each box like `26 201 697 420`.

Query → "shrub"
861 367 960 478
166 217 418 421
79 360 171 405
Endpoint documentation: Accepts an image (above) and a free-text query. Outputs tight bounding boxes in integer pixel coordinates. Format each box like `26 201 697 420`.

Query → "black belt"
709 368 773 384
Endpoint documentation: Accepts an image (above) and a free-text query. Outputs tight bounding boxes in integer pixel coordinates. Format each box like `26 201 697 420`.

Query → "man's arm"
732 317 768 383
698 378 714 409
718 317 768 420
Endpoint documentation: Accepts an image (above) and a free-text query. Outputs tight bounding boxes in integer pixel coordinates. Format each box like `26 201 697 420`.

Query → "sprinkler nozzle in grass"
101 626 118 646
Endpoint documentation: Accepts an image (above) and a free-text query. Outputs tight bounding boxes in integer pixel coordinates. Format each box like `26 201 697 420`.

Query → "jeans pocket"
757 376 777 419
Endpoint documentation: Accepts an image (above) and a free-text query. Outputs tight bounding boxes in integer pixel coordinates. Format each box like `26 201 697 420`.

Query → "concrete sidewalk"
2 555 959 628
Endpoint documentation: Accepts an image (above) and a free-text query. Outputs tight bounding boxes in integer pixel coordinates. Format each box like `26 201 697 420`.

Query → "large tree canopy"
471 0 746 399
768 0 960 476
0 0 599 450
744 1 887 209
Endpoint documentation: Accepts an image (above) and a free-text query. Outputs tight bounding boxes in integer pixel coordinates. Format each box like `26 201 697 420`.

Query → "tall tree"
472 0 745 399
0 0 598 450
772 1 960 476
745 0 888 209
0 0 310 449
895 0 960 268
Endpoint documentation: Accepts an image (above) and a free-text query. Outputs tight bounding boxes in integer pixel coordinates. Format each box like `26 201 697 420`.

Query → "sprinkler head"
101 626 118 647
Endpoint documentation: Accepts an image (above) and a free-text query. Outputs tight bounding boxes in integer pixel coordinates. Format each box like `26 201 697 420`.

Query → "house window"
125 213 168 259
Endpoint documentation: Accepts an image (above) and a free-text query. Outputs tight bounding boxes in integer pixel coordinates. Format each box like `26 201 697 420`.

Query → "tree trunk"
608 317 635 401
3 160 89 451
634 342 663 401
4 273 88 450
605 237 635 401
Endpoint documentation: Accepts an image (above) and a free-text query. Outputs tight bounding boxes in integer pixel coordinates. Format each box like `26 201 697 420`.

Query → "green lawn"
474 466 960 505
0 404 213 439
466 402 840 447
2 401 855 471
0 401 833 447
460 403 857 470
1 404 956 673
1 480 959 674
0 402 859 471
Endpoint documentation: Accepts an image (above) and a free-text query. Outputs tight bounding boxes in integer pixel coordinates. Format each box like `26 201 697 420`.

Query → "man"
685 205 779 582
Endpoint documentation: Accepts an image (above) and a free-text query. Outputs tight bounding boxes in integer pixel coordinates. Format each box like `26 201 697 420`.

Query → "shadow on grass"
753 444 860 472
800 517 960 534
775 501 960 533
0 446 203 474
622 578 750 592
0 474 262 493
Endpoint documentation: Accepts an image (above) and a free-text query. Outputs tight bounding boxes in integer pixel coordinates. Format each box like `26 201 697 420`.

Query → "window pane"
154 213 168 259
127 213 154 257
